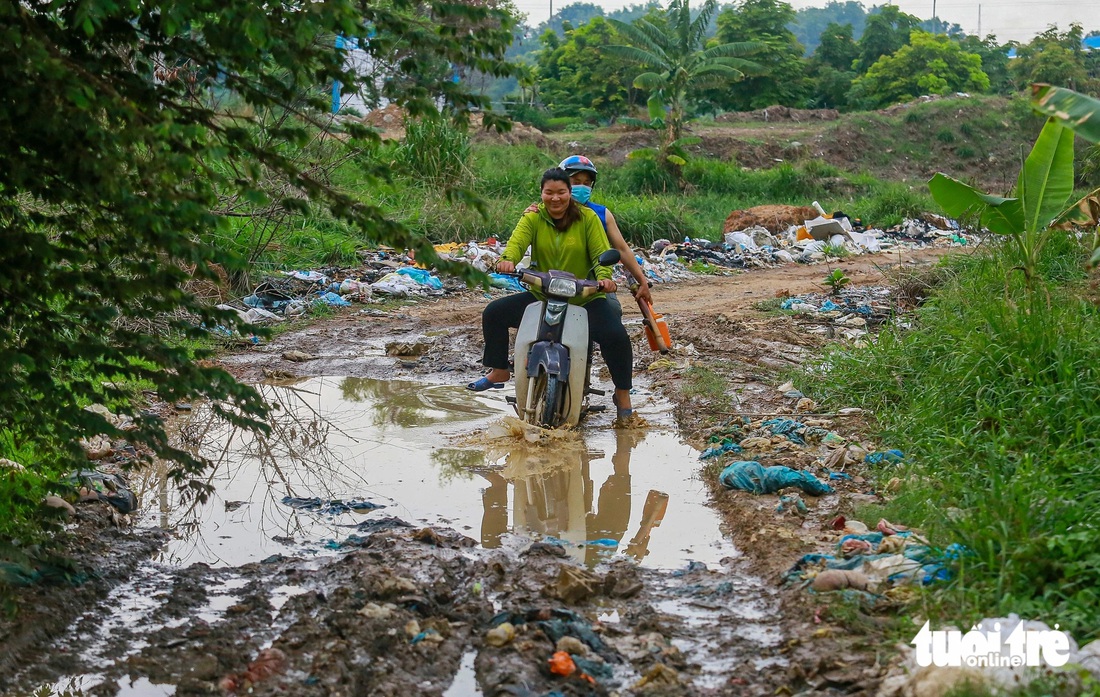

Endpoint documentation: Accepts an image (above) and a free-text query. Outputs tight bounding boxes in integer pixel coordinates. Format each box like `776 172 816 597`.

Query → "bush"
396 115 471 188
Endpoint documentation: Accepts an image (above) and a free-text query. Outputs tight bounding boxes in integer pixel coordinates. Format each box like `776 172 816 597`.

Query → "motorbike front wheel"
531 373 564 429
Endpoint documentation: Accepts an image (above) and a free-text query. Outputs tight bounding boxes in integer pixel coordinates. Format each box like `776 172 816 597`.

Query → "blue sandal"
467 376 505 392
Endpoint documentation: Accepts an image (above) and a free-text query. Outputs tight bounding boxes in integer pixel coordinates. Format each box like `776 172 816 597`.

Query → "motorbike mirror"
597 249 621 267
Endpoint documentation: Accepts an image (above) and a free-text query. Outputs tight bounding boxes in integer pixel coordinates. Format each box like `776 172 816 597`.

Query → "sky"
509 0 1100 43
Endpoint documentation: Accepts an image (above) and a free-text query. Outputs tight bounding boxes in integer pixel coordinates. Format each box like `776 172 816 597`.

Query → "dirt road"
3 245 957 697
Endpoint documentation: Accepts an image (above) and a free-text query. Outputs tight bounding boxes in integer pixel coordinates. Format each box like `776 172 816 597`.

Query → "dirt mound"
723 204 819 234
469 113 552 150
361 103 407 140
716 105 839 123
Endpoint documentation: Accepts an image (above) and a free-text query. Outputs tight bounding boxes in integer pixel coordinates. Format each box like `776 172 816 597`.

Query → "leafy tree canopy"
854 4 921 72
0 0 514 493
606 0 761 143
790 1 867 55
710 0 808 111
1010 24 1097 93
536 16 640 120
849 30 990 109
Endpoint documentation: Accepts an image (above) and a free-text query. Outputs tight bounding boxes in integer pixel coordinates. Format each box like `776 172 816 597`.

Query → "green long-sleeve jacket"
501 203 613 306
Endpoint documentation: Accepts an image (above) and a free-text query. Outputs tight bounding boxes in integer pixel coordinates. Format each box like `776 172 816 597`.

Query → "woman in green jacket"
467 168 634 418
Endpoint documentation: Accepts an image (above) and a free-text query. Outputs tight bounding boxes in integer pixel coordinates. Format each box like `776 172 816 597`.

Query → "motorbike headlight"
546 277 578 297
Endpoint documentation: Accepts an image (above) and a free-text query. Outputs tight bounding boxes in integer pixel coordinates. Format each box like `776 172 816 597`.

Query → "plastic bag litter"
282 270 328 283
718 460 834 496
397 267 443 290
724 231 757 250
489 273 524 292
315 292 351 307
370 272 420 297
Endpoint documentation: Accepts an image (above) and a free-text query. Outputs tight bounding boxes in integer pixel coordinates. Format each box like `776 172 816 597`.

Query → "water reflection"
473 430 670 566
147 377 734 569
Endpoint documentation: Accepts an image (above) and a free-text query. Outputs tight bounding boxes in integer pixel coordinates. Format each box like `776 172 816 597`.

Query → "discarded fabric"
718 461 834 496
698 440 742 460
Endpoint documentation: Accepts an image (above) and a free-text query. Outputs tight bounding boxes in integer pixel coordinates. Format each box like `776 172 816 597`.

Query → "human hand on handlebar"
598 279 617 293
495 260 516 274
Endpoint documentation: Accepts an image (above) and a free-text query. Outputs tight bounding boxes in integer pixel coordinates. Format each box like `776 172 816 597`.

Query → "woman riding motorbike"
467 168 634 420
526 155 653 314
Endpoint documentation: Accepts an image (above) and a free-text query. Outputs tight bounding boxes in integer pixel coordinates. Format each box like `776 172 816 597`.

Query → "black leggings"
482 292 633 391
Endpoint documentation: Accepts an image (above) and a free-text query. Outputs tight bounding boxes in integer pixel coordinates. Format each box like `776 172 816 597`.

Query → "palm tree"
605 0 761 148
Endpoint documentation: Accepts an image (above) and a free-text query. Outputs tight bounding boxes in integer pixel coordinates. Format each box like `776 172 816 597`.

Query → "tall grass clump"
396 115 470 188
601 195 698 246
855 182 933 228
803 237 1100 636
472 145 556 198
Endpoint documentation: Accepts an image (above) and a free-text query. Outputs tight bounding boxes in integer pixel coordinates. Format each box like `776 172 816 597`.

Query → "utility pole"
550 0 553 22
978 4 982 37
932 0 937 33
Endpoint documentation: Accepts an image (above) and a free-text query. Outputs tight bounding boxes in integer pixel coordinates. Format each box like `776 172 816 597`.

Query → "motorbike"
505 249 621 429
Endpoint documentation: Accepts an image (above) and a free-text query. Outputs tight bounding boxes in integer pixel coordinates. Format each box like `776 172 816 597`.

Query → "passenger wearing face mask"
526 156 653 315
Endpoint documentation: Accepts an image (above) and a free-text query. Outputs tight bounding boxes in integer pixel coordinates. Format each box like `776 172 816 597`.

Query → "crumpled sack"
718 460 834 496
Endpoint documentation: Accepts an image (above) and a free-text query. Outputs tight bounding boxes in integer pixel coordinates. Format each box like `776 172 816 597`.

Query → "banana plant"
1030 84 1100 267
929 116 1075 287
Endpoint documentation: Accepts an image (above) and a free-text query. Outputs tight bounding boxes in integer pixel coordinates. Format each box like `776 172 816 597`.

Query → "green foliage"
1031 84 1100 145
1010 24 1097 94
0 0 515 500
856 183 932 228
854 5 921 73
953 35 1013 94
849 32 991 110
790 1 867 55
814 22 861 71
707 0 810 111
936 128 957 143
930 118 1075 285
396 116 471 189
823 268 851 291
605 0 762 145
535 16 639 121
603 196 698 246
609 156 681 195
803 241 1100 636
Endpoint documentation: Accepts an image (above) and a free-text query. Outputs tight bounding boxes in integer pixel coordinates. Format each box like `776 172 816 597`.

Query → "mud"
3 243 961 697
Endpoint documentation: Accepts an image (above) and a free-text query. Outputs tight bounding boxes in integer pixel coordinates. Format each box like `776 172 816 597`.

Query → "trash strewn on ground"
652 203 974 271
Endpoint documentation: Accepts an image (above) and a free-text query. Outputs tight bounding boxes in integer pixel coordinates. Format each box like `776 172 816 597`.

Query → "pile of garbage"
650 205 975 271
783 518 959 593
778 286 897 341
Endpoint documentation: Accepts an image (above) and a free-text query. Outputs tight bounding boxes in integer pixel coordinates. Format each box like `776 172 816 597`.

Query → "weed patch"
803 241 1100 636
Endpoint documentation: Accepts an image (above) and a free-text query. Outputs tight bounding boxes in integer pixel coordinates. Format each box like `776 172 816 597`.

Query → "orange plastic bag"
549 651 576 677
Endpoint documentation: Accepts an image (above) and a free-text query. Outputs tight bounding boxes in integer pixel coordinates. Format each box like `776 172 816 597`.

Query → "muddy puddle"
17 377 786 697
148 377 738 570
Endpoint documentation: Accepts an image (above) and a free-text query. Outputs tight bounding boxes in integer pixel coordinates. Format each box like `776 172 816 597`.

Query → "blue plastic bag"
699 440 742 460
489 273 524 292
397 267 443 290
819 299 842 312
865 449 904 465
315 291 351 307
718 461 834 496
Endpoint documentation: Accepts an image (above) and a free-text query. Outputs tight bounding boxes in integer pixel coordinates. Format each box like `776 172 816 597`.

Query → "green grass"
802 235 1100 638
